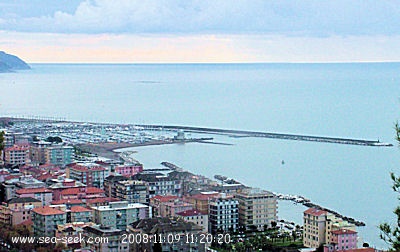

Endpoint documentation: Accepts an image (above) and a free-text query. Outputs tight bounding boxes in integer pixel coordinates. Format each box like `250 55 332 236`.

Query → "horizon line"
27 60 400 64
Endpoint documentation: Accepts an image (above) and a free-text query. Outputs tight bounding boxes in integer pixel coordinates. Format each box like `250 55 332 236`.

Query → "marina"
1 117 393 148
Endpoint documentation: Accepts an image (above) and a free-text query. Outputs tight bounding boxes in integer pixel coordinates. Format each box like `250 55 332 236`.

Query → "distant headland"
0 51 30 73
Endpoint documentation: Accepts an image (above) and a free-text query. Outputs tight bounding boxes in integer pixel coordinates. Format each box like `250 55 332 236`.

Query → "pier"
137 124 393 147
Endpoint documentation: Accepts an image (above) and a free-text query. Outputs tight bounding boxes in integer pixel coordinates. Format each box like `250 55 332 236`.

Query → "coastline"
76 138 217 160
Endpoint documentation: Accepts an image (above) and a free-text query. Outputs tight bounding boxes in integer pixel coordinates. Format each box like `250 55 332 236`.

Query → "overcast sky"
1 0 400 63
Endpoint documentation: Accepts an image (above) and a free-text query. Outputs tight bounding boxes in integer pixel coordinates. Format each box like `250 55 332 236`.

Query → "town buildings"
92 201 150 230
303 208 329 248
324 229 358 251
68 206 93 223
32 206 67 237
303 208 359 250
176 209 209 232
132 172 182 198
58 186 105 200
48 178 86 201
114 179 148 204
235 188 278 230
45 145 74 167
82 225 129 252
128 217 207 252
208 193 239 234
4 144 30 166
114 162 143 177
66 163 108 189
184 192 220 214
16 187 53 206
0 197 41 226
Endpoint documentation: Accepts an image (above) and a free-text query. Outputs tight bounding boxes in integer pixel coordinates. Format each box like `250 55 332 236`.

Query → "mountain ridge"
0 51 30 72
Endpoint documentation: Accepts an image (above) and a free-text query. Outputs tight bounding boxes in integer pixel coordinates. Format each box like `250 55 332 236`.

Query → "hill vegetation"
0 51 30 72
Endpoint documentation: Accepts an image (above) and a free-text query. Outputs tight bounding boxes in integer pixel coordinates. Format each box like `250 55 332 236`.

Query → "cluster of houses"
0 129 280 251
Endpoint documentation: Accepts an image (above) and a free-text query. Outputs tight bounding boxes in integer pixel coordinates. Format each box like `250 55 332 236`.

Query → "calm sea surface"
1 63 400 248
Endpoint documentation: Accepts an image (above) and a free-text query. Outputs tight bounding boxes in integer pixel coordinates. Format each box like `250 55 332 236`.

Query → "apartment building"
45 145 74 167
208 193 239 234
132 172 182 199
235 188 278 230
82 225 129 252
114 162 143 177
303 207 359 249
92 201 150 230
184 192 220 214
149 195 179 217
114 179 148 204
16 187 53 206
324 229 358 251
67 163 108 189
0 197 42 226
4 144 30 166
32 206 67 237
176 209 209 232
68 206 93 223
30 141 52 165
303 208 329 248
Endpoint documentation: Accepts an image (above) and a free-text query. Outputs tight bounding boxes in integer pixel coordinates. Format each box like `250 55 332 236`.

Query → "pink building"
324 229 358 252
114 163 143 177
59 187 105 200
15 187 53 206
0 197 42 226
160 200 194 217
149 195 179 217
4 144 30 166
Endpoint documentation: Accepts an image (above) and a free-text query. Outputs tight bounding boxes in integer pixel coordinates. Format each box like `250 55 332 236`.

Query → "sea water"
1 63 400 248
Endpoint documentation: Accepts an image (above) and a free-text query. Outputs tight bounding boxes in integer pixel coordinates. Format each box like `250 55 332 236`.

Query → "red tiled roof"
68 164 105 172
16 187 52 194
60 187 104 195
33 206 65 216
70 206 92 213
304 208 327 216
37 174 57 181
176 209 206 217
5 145 29 151
344 249 375 252
5 175 21 180
18 219 33 226
331 229 357 235
151 195 179 202
189 193 219 201
86 197 119 204
51 199 84 205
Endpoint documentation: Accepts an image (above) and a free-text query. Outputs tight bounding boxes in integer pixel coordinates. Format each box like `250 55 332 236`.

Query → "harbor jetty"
136 124 393 147
161 161 366 227
276 193 365 227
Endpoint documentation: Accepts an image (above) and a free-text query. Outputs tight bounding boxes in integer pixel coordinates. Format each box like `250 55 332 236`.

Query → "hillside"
0 51 30 72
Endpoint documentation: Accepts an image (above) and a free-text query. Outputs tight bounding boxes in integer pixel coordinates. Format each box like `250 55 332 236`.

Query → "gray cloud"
1 0 400 36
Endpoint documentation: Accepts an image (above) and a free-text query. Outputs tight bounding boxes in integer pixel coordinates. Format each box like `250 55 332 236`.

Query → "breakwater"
137 124 393 147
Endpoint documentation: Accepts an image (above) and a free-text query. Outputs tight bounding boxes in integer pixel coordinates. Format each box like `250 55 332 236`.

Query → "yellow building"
235 188 277 230
303 208 329 248
303 208 358 249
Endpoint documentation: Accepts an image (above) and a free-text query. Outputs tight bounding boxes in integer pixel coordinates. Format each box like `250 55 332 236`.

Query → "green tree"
379 122 400 251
